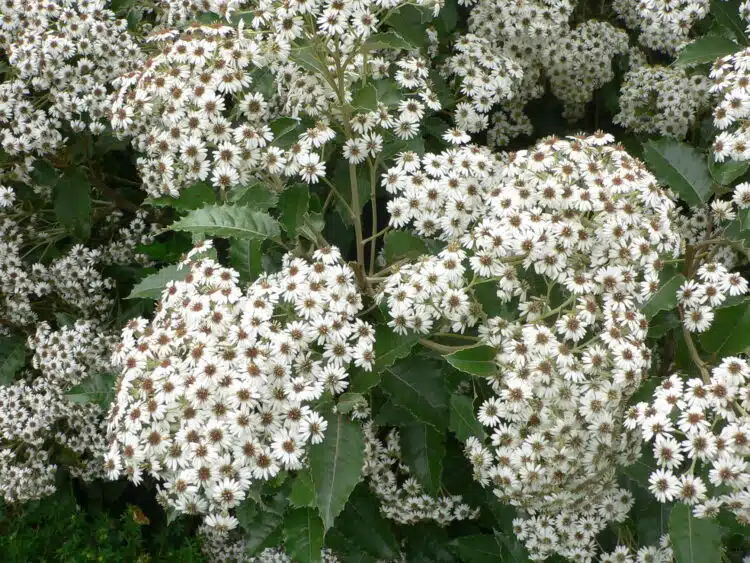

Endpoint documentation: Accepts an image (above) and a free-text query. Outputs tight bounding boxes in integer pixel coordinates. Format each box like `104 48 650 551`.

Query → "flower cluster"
615 66 711 139
362 421 480 525
613 0 710 54
600 536 674 563
678 262 749 333
630 358 750 524
105 243 374 527
711 47 750 167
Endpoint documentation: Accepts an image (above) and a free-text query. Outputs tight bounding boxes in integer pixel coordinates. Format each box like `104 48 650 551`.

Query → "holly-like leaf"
283 509 324 563
278 183 309 236
383 231 428 264
449 394 486 442
309 414 365 531
334 485 400 560
170 205 280 240
373 325 420 374
127 264 186 300
669 503 722 563
444 345 497 377
641 274 686 320
675 35 740 66
641 139 713 207
0 336 27 386
400 424 445 496
381 357 449 430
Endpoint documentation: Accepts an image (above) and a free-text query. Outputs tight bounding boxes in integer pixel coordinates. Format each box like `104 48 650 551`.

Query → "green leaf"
66 372 117 410
444 345 497 377
270 117 307 148
373 79 403 107
400 424 445 496
228 182 278 209
383 231 428 263
228 239 262 283
309 414 365 531
669 503 722 563
382 357 449 430
373 324 420 373
170 205 281 240
55 170 91 239
283 509 324 563
449 394 486 442
641 139 713 207
126 264 186 300
449 535 504 562
239 493 285 555
145 182 216 211
436 0 457 33
352 83 379 112
641 274 686 320
334 485 400 560
290 44 330 76
278 183 309 236
349 367 381 394
387 5 433 49
675 35 740 66
711 0 747 44
360 31 413 52
700 298 750 356
708 155 749 185
289 470 316 508
0 336 26 385
31 159 58 186
336 392 367 415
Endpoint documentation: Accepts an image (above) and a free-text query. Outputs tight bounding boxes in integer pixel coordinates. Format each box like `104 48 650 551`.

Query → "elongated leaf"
641 274 686 320
170 205 280 240
146 182 216 210
0 337 26 385
278 183 309 236
700 298 750 356
127 264 185 300
675 35 740 66
283 509 324 563
373 325 420 373
642 140 713 207
449 535 504 562
708 155 749 185
55 169 92 239
382 357 449 430
444 345 497 377
400 424 445 496
228 239 262 282
449 394 486 442
334 485 400 560
309 414 365 531
360 31 413 52
669 503 722 563
711 0 747 44
383 231 428 263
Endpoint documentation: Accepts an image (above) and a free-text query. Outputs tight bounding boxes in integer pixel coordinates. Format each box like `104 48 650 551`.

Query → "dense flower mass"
105 243 374 527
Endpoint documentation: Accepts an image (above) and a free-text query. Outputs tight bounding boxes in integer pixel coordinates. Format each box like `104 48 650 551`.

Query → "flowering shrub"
4 0 750 561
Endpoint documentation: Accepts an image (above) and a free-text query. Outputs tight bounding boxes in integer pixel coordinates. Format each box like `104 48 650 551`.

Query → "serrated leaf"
334 485 400 560
400 424 445 496
373 325 420 373
360 31 413 52
700 298 750 356
289 470 316 508
309 414 365 531
382 357 449 430
675 35 740 66
383 231 428 263
352 83 379 112
711 0 747 44
228 182 278 209
127 264 186 300
146 182 216 211
283 509 324 563
444 345 497 377
708 155 749 185
641 274 686 320
642 140 713 207
669 503 722 563
278 183 309 236
449 394 486 442
0 337 26 385
66 372 117 409
170 205 280 240
449 535 504 562
55 169 91 239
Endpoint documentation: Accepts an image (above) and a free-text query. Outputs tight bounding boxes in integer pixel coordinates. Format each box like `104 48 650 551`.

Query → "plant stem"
419 338 474 354
679 312 710 384
349 163 365 268
368 159 378 275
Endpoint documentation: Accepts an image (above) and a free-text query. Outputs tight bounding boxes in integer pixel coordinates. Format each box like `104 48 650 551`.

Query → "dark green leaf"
170 205 281 240
700 298 750 356
283 509 324 563
278 183 309 236
66 372 117 409
382 357 449 430
641 274 686 320
270 117 308 149
352 83 379 112
228 239 262 282
336 392 367 415
669 503 722 563
127 264 185 300
55 170 91 239
449 394 486 442
400 424 445 496
349 367 381 393
146 182 216 211
448 535 504 562
383 231 428 263
711 0 747 44
642 139 713 207
708 155 749 185
444 345 497 377
373 79 403 107
334 485 400 560
31 160 57 186
675 35 740 66
309 414 365 531
0 336 26 385
360 31 413 52
436 0 457 33
228 182 278 209
373 324 420 373
289 470 316 508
